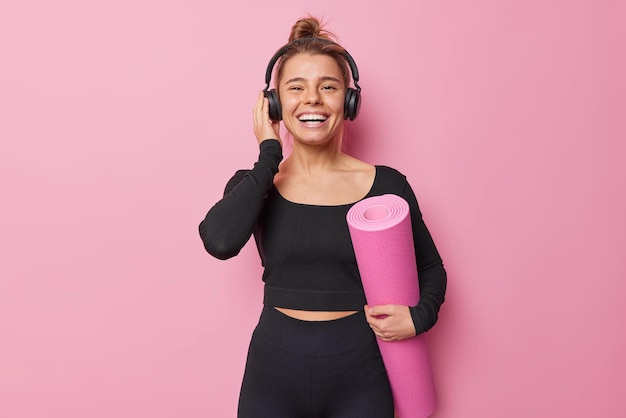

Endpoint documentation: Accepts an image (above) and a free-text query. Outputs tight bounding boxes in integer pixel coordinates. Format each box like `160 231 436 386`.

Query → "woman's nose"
304 89 321 104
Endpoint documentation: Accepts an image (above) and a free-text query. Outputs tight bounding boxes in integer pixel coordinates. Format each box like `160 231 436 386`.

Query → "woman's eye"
322 85 337 90
289 86 303 91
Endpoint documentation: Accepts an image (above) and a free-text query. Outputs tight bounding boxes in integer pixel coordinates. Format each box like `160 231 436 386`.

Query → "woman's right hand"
253 90 281 146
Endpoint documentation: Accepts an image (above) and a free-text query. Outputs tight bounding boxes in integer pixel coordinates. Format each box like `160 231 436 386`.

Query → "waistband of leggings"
253 305 376 357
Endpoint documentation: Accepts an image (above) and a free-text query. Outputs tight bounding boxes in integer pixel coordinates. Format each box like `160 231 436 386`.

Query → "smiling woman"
279 54 346 149
198 16 447 418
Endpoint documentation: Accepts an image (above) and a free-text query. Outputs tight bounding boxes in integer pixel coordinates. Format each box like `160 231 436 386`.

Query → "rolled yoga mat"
347 194 436 418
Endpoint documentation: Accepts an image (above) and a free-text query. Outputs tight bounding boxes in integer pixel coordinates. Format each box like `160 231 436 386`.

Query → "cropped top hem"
263 286 367 311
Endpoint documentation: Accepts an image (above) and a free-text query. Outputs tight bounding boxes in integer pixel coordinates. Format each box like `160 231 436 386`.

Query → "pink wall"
1 1 624 417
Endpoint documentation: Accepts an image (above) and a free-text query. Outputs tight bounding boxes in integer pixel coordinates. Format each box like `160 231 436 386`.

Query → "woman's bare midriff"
274 307 359 321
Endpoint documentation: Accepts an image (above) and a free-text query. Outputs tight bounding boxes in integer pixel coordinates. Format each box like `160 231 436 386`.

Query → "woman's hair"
274 17 351 88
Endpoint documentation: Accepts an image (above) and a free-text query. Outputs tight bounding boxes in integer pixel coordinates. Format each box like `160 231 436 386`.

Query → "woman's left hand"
364 304 417 342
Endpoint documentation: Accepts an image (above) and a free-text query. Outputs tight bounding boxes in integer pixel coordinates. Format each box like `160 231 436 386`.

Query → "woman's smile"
297 112 330 127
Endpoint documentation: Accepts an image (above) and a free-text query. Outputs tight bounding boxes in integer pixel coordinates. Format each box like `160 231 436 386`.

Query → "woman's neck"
285 139 344 175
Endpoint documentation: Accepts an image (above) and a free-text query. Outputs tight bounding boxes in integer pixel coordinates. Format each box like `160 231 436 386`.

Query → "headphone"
263 38 362 122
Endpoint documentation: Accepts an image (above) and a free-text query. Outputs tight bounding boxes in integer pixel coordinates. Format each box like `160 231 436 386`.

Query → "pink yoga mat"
347 194 436 418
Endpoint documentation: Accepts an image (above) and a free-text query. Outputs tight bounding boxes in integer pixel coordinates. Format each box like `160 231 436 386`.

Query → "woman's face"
278 53 346 147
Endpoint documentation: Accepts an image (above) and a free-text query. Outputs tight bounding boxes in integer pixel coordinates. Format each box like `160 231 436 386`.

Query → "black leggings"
237 306 394 418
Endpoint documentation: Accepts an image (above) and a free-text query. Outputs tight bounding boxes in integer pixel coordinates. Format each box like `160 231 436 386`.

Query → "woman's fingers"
364 304 417 342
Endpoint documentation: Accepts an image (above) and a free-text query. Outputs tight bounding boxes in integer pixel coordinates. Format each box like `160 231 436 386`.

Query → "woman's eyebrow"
284 76 342 84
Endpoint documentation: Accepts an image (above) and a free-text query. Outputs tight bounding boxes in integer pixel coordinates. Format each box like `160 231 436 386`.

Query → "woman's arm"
199 91 283 260
198 139 282 260
402 182 447 335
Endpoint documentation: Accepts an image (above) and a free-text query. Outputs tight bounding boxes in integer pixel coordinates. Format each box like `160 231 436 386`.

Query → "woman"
199 16 446 418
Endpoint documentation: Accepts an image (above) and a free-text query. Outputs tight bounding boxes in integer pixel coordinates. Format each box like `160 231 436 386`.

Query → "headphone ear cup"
264 89 282 121
344 88 361 121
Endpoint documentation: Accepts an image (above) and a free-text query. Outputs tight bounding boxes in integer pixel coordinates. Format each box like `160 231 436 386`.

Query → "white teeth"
298 114 328 122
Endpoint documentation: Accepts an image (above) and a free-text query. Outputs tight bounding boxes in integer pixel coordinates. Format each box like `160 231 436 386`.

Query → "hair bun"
288 16 335 42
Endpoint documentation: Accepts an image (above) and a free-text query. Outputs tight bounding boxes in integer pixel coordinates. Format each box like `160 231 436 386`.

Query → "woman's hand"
253 90 281 146
365 304 417 342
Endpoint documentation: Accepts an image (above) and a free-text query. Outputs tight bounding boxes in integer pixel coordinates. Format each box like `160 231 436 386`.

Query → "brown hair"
274 17 351 89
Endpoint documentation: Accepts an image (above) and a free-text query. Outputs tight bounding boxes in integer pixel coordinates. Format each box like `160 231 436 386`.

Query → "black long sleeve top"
199 140 447 334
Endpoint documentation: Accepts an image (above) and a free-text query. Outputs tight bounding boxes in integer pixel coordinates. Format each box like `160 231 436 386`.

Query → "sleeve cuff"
259 139 283 168
409 305 427 335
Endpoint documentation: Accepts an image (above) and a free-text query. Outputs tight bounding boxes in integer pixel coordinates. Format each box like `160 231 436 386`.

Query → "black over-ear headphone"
263 38 362 122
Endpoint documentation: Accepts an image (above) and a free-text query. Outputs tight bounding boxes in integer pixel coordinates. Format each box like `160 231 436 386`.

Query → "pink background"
1 1 624 417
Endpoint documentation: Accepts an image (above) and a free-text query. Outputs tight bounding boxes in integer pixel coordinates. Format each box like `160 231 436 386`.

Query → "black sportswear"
199 139 446 334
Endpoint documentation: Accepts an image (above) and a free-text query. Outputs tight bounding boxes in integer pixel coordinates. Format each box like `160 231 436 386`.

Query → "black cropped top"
199 140 447 334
